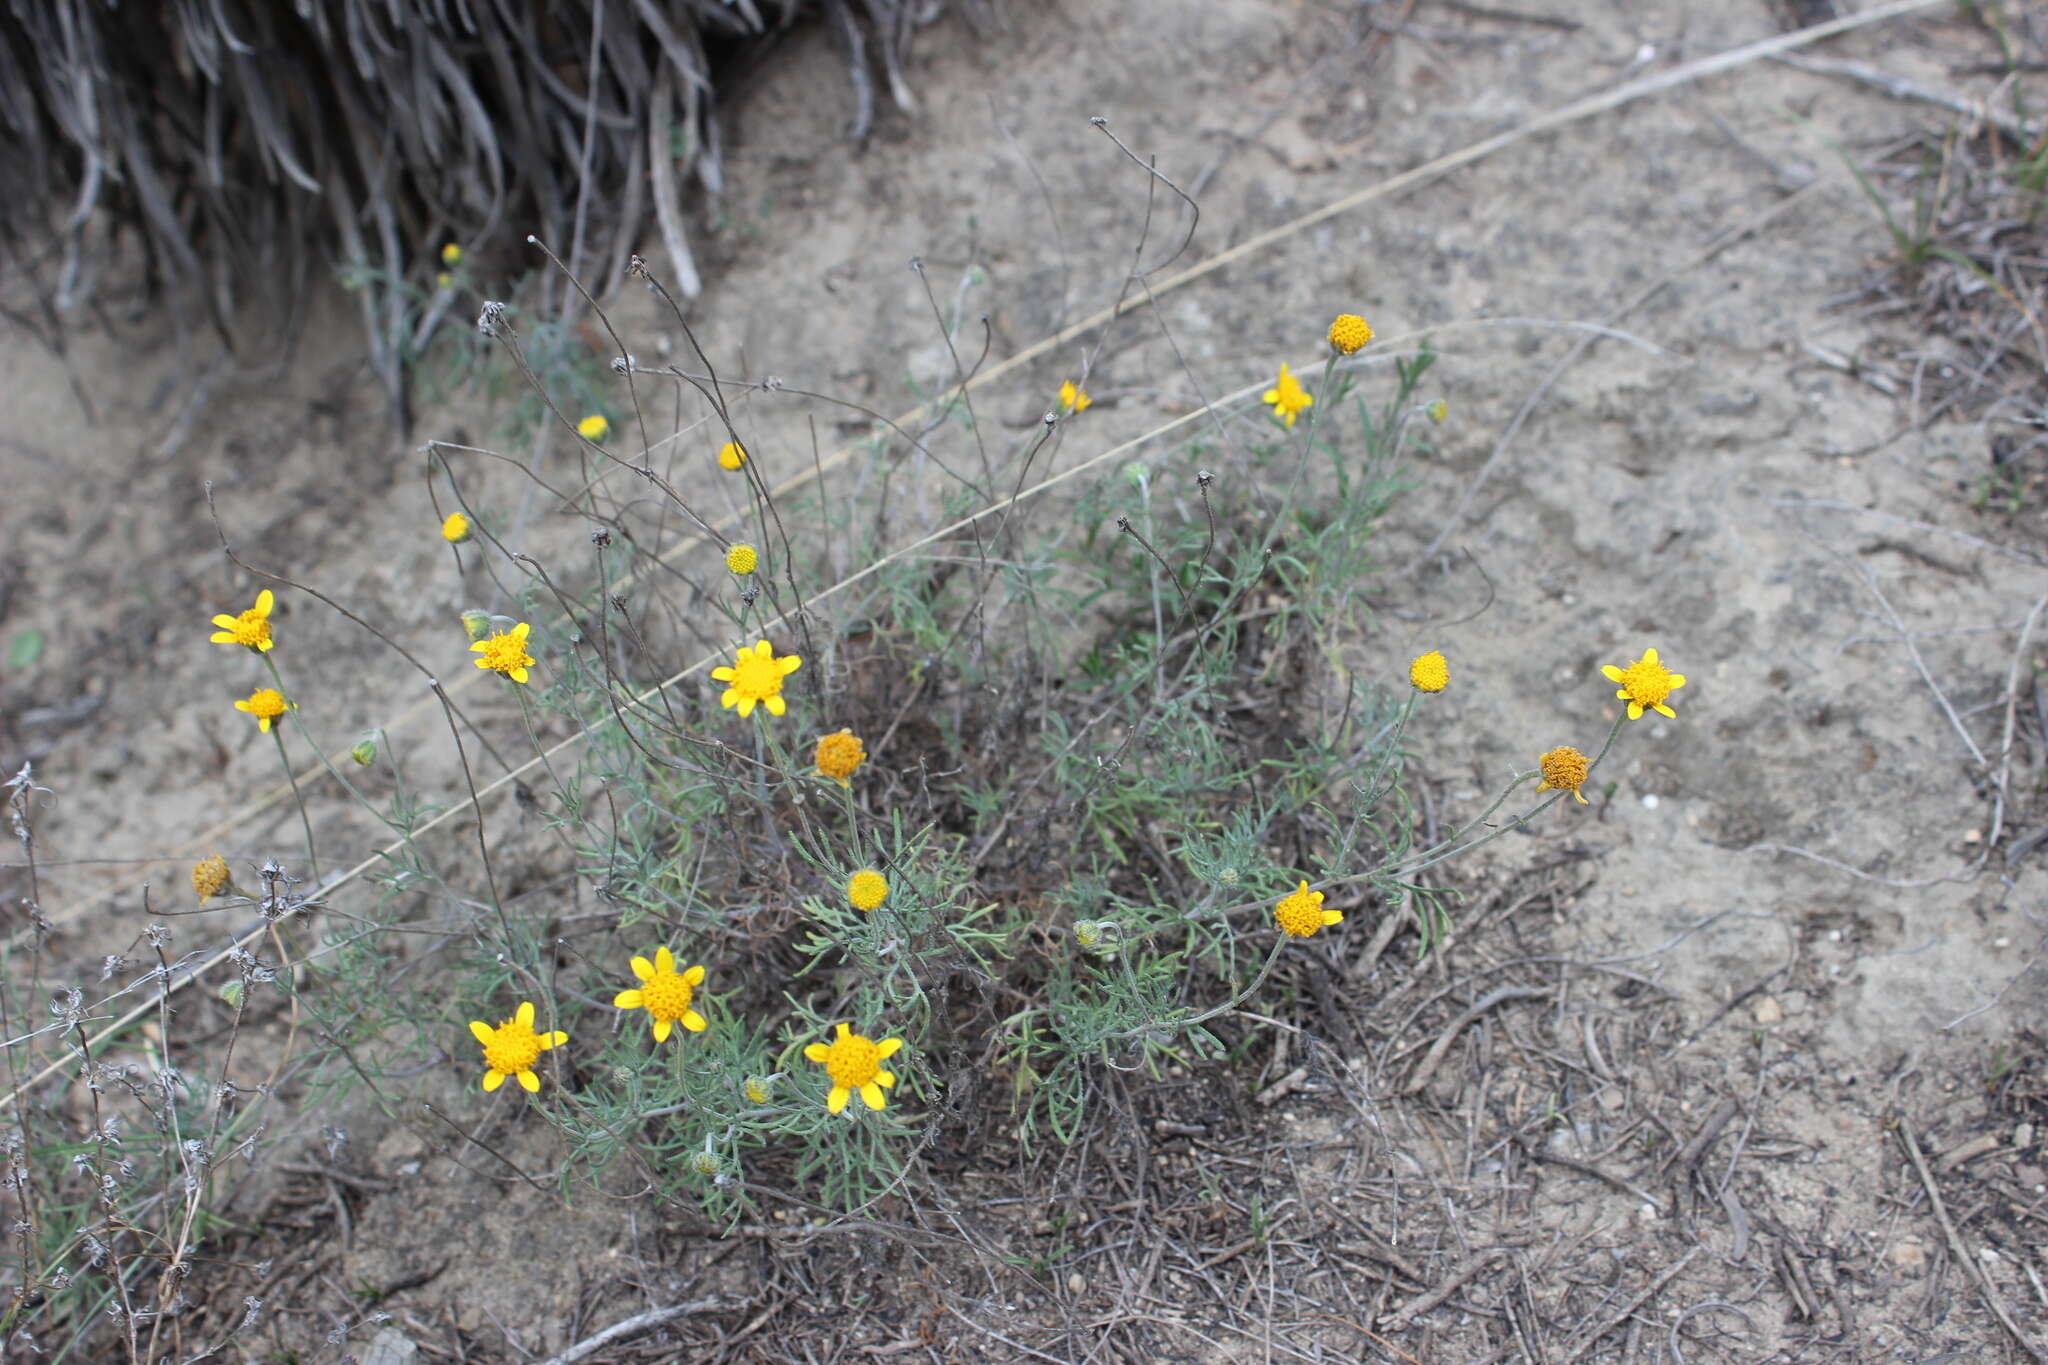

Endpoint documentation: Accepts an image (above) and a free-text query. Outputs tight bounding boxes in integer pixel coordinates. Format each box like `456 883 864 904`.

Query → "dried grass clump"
0 0 958 430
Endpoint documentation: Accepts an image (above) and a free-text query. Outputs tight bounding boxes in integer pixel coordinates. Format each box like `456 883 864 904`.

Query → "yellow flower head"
441 512 473 544
804 1022 904 1115
1409 651 1449 693
577 414 610 442
1428 399 1448 424
1535 746 1591 805
1601 647 1687 720
471 621 535 684
440 242 463 267
436 271 454 290
1262 363 1314 427
717 441 748 471
468 1001 566 1093
725 544 758 576
461 608 494 642
612 946 708 1043
191 856 232 902
711 639 801 718
210 588 276 653
1274 880 1342 938
234 687 294 734
744 1074 775 1104
847 869 889 912
1059 380 1093 413
1327 313 1374 355
815 729 866 786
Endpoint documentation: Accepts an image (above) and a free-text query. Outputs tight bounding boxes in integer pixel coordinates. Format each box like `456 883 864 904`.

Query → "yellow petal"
483 1069 505 1092
876 1070 895 1089
254 589 274 616
518 1069 540 1093
509 667 528 683
876 1038 903 1060
211 615 238 630
1628 701 1645 719
711 667 736 682
469 1020 495 1045
736 696 756 717
828 1086 850 1114
765 695 786 716
778 654 802 675
1653 703 1677 719
543 1031 567 1048
653 1018 672 1043
614 989 644 1009
683 1010 707 1032
512 622 530 640
1321 909 1343 926
860 1083 886 1110
1572 790 1589 804
631 956 654 980
682 964 705 986
1642 648 1659 664
1601 665 1624 683
1667 674 1687 689
516 1001 535 1028
804 1043 831 1063
655 946 674 974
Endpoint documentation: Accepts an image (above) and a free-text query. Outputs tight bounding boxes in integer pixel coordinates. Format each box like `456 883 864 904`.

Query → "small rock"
1752 996 1785 1027
1891 1239 1928 1274
2015 1122 2034 1150
1067 1272 1087 1295
362 1328 419 1365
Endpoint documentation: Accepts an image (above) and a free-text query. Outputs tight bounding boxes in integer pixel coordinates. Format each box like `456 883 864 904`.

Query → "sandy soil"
4 0 2046 1359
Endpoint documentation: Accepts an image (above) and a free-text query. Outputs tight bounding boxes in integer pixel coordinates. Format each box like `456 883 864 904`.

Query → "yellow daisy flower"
1274 880 1342 938
440 242 463 267
471 621 535 684
1059 380 1092 413
210 588 277 653
1327 313 1374 355
233 688 294 734
612 946 708 1043
847 869 889 912
1535 746 1591 805
441 512 473 544
468 1001 566 1093
711 639 801 718
725 544 758 575
577 414 610 442
1409 651 1449 693
1262 363 1314 427
1601 647 1687 720
717 441 747 471
805 1022 904 1115
814 729 866 786
191 856 232 902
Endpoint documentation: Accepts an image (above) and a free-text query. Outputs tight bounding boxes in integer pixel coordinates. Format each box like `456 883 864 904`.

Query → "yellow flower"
1262 363 1315 427
725 544 758 575
805 1022 904 1115
1601 647 1687 720
1274 880 1342 938
471 621 535 684
1409 651 1449 693
711 639 801 718
468 1001 565 1093
814 729 866 786
1428 399 1448 424
436 271 453 290
847 869 889 912
612 946 708 1043
577 414 610 442
1327 313 1374 355
191 856 232 902
744 1074 775 1104
460 608 493 641
717 441 747 471
210 588 277 653
234 688 294 734
1535 746 1591 805
1059 380 1093 413
440 242 463 267
441 512 472 544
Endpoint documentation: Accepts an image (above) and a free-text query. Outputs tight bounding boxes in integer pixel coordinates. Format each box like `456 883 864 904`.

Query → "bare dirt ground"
5 0 2048 1360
